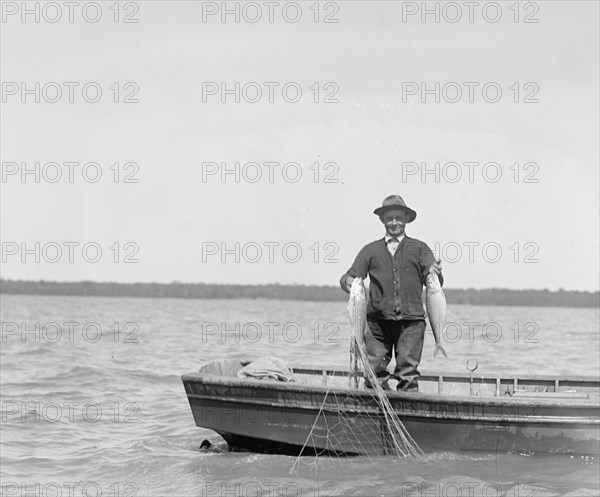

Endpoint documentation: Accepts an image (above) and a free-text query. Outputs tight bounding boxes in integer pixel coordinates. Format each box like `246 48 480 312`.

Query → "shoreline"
1 279 598 308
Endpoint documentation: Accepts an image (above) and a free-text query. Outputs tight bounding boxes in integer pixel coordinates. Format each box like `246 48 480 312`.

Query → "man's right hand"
430 259 443 275
344 276 355 293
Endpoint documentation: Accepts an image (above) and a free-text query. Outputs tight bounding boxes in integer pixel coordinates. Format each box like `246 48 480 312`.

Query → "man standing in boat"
340 195 443 392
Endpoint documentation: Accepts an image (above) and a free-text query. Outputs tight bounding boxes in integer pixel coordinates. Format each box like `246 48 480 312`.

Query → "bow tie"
387 237 399 244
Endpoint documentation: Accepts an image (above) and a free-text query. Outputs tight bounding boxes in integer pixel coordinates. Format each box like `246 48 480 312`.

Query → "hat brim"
373 205 417 223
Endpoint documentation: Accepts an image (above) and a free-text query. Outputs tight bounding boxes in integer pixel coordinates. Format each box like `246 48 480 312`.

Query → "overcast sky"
1 1 598 291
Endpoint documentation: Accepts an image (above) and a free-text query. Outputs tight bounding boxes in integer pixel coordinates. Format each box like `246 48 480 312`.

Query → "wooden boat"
181 359 600 457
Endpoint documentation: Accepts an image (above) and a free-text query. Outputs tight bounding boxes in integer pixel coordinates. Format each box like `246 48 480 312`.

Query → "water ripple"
1 295 598 495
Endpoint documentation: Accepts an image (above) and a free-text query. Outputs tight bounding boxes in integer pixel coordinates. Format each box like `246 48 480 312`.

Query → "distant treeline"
1 279 598 308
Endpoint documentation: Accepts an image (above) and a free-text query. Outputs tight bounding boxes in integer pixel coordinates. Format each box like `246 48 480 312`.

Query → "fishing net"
290 278 423 473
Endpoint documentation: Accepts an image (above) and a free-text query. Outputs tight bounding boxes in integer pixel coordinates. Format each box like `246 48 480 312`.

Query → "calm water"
1 294 598 497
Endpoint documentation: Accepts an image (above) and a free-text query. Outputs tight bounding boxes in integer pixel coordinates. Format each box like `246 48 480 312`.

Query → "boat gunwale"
191 360 600 383
293 366 600 384
181 372 600 409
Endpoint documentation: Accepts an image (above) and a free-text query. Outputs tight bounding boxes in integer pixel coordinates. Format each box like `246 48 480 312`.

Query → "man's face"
382 209 407 238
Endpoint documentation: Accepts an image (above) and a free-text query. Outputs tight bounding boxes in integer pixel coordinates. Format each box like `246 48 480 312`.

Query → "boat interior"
197 359 600 401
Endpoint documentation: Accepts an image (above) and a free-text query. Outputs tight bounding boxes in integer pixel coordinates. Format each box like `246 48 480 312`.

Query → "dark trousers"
364 318 426 391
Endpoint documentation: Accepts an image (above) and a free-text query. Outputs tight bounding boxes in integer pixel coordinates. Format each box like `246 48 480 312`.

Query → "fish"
345 278 425 457
425 268 448 358
347 277 368 351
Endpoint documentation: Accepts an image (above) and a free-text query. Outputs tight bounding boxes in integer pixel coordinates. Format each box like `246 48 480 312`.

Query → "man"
340 194 443 392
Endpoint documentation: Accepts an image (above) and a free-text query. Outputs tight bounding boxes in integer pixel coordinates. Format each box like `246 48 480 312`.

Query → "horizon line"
1 278 598 294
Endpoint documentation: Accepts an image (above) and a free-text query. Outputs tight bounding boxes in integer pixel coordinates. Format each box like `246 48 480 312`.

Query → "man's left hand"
431 259 442 275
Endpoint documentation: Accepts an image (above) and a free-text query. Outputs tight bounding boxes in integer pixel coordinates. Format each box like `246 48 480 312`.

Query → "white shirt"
384 233 405 256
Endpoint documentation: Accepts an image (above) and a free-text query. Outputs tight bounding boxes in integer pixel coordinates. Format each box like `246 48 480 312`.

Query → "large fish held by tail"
425 268 448 358
347 277 368 352
346 276 424 457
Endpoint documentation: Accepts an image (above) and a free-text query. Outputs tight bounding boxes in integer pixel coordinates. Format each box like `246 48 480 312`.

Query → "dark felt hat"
373 194 417 222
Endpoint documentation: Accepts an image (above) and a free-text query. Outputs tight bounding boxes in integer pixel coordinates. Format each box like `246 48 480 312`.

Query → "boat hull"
182 361 600 457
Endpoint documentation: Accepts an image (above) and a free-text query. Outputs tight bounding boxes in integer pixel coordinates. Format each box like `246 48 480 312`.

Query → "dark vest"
341 236 440 320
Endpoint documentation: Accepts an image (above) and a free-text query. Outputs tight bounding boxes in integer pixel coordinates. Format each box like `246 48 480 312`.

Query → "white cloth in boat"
237 356 299 382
